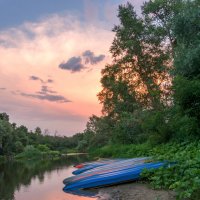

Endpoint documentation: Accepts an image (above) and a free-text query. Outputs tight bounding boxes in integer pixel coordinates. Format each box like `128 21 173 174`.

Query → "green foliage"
140 109 177 144
173 0 200 78
15 141 24 153
77 140 88 152
174 77 200 122
90 142 151 158
0 112 87 158
92 142 200 199
35 127 42 135
170 109 200 140
81 115 114 149
15 145 60 160
0 113 9 121
36 144 50 152
15 145 42 160
172 0 200 138
0 118 14 155
112 111 144 144
141 142 200 200
48 150 60 158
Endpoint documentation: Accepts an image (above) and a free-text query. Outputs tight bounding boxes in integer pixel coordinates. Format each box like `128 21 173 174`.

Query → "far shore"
64 153 88 156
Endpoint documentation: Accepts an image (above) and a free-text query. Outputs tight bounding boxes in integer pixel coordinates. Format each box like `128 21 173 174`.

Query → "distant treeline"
0 112 85 158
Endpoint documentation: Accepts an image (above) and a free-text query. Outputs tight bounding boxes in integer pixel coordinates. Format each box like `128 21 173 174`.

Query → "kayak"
63 161 166 191
65 157 150 184
72 159 126 175
74 158 124 169
64 157 150 185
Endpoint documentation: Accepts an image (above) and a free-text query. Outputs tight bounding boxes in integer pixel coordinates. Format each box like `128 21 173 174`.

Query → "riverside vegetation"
0 0 199 199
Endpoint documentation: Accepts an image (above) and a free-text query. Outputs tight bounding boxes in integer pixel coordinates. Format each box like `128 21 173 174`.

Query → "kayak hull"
64 157 150 185
63 162 165 191
73 159 125 175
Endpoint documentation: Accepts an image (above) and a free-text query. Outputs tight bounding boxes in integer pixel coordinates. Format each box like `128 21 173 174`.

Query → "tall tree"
98 1 179 118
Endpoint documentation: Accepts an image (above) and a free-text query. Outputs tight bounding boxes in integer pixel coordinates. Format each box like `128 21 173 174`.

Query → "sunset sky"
0 0 143 136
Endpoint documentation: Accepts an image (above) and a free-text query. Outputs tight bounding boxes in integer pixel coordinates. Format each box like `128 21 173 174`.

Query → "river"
0 156 175 200
0 156 101 200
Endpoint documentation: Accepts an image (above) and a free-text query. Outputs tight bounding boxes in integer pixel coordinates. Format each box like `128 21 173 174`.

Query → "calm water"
0 156 101 200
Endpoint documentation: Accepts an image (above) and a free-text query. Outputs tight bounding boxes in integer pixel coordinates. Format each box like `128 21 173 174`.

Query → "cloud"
0 87 6 90
30 75 43 82
47 79 53 83
15 85 70 103
20 92 70 103
37 85 57 94
30 75 54 84
58 56 85 72
59 50 105 73
82 50 105 65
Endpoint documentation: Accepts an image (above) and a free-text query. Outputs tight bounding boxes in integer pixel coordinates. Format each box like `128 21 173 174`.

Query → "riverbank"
97 182 176 200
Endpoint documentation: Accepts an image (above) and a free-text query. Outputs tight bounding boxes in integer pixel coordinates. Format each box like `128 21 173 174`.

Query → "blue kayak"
74 158 124 168
64 157 150 185
73 159 125 175
63 161 166 191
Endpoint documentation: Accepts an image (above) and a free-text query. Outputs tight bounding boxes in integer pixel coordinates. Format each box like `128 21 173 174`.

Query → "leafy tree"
172 0 200 137
15 125 29 146
0 113 9 121
35 127 42 135
98 0 187 115
83 115 114 148
96 0 184 145
142 0 183 54
112 111 143 144
0 118 14 155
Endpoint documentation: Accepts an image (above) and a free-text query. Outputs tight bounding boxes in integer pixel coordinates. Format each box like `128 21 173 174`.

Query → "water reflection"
64 189 98 198
0 156 98 200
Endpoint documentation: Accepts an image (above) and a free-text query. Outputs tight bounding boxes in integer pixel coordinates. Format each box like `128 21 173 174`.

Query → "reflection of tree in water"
0 156 90 200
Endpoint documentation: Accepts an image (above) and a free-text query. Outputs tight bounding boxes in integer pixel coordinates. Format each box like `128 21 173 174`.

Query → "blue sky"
0 0 143 135
0 0 83 28
0 0 125 29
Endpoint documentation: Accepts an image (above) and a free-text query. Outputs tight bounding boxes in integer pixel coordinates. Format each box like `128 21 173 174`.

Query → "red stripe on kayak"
74 164 84 168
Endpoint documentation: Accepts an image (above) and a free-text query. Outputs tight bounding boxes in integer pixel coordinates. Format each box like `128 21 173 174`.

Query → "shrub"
15 145 41 159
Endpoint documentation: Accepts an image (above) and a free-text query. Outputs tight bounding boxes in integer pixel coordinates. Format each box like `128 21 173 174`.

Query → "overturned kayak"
64 157 150 185
74 158 125 169
73 158 126 175
63 161 166 191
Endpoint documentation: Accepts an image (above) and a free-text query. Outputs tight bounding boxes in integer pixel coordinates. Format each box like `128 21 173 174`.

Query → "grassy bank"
90 141 200 200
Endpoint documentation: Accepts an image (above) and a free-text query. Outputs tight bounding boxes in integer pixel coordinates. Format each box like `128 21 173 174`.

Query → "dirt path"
95 183 176 200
